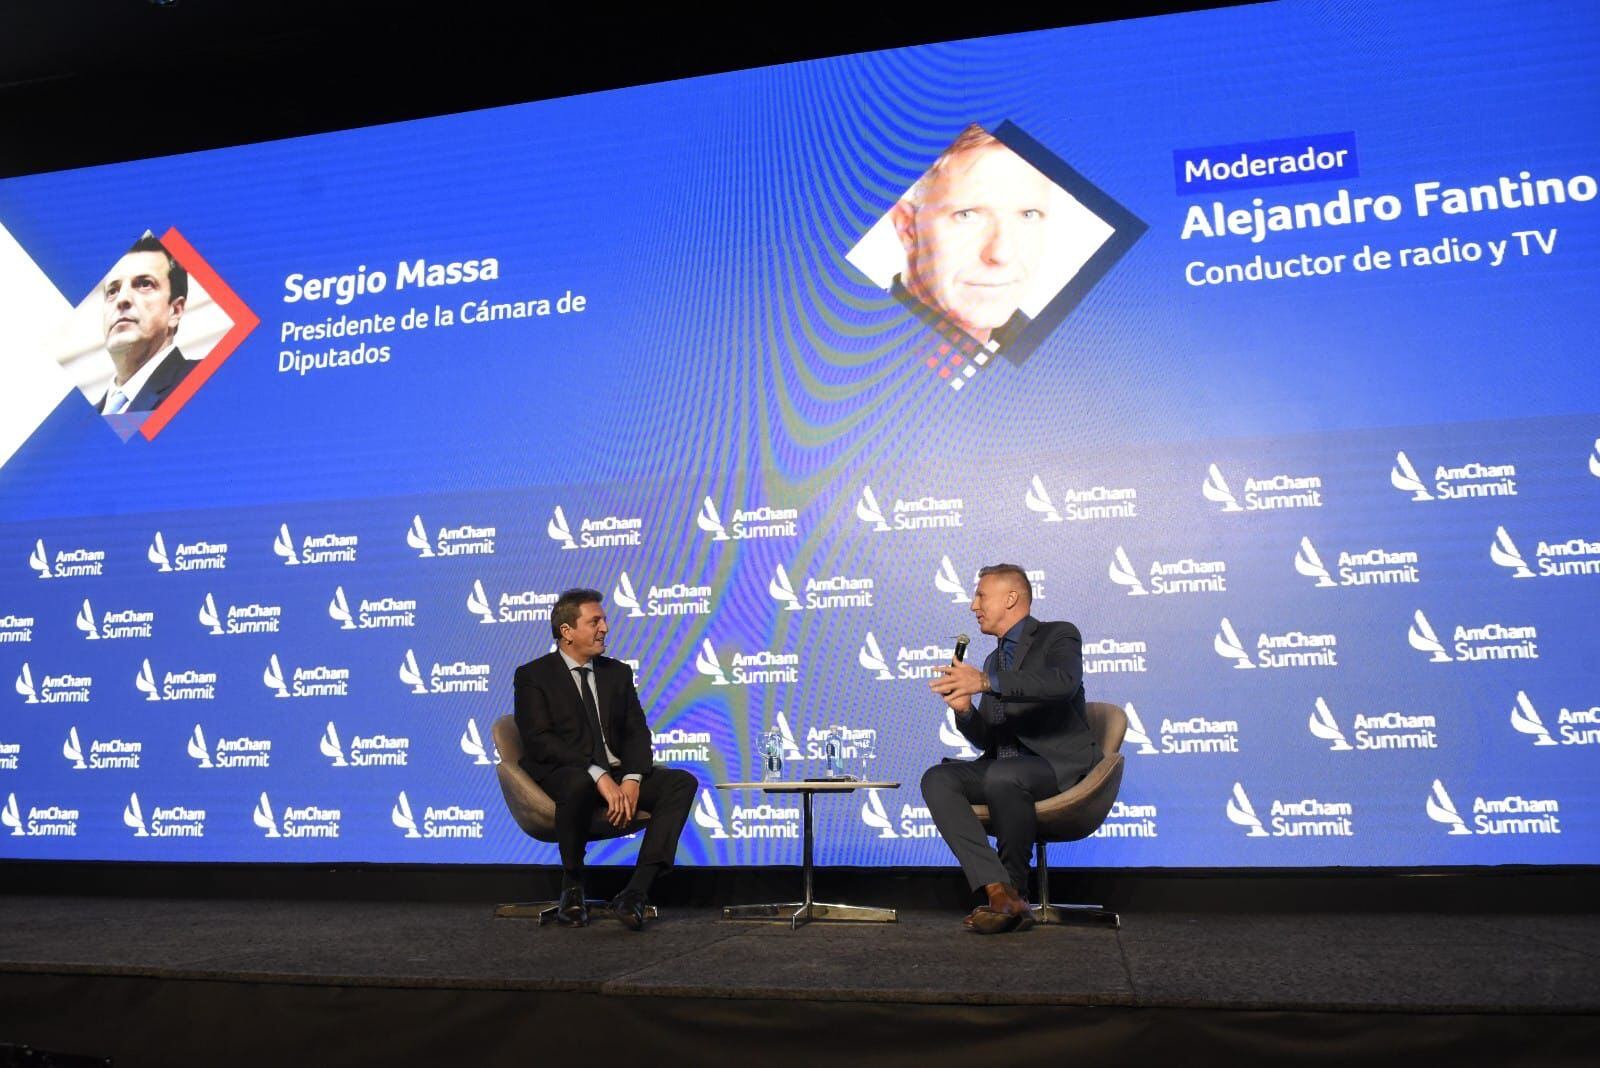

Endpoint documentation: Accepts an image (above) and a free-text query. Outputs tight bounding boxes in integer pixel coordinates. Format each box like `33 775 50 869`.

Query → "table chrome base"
495 900 659 925
722 901 897 929
1034 903 1120 928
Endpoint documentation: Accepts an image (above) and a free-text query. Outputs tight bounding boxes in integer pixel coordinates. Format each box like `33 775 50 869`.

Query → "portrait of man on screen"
47 232 231 439
96 235 194 418
847 123 1122 375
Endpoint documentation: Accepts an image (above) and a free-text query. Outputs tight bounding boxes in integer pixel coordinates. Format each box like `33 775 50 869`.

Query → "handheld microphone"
952 633 969 664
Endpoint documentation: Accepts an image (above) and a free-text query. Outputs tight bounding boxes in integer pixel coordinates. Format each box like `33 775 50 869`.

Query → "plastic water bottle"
824 727 846 779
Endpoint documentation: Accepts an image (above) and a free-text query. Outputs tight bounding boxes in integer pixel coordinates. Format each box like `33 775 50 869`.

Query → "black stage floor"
1 892 1597 1065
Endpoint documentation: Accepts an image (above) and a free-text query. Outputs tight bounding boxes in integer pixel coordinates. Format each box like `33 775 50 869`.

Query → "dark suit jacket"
98 347 195 414
513 652 653 785
953 616 1101 791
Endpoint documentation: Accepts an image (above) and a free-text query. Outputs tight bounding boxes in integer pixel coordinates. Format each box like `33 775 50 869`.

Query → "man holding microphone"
921 564 1102 934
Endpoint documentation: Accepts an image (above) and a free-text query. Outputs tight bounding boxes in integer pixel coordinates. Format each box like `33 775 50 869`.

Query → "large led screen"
0 0 1596 867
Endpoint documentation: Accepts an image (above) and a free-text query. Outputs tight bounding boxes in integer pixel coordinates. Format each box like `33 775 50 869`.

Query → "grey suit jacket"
953 616 1101 791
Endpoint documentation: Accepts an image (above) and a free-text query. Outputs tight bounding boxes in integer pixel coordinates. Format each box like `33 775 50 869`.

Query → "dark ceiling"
0 0 1247 179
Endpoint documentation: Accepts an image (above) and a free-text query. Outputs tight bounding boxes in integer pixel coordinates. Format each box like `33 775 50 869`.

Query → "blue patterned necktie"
989 638 1021 759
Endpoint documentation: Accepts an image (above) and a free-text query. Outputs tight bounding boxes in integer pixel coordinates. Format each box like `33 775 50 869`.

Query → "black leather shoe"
611 888 650 931
556 886 588 927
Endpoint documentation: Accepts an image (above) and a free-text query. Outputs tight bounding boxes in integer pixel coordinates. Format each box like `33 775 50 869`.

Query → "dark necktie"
989 638 1021 759
576 666 610 768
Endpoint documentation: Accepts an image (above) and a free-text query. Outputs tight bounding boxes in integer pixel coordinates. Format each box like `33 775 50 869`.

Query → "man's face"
101 250 182 368
897 145 1053 342
562 601 608 662
969 574 1022 637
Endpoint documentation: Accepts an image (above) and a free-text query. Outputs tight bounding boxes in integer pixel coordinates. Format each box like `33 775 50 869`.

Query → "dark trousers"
541 766 697 881
921 756 1059 892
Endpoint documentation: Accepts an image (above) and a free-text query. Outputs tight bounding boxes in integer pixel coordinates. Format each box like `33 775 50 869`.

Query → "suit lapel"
130 349 184 412
1011 616 1039 668
546 655 591 744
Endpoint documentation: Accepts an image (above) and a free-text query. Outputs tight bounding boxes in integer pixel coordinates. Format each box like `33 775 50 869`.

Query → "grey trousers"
920 755 1058 892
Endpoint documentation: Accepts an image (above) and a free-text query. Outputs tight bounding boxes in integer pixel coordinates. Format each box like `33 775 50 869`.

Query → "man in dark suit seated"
97 235 196 416
922 564 1102 934
512 587 696 930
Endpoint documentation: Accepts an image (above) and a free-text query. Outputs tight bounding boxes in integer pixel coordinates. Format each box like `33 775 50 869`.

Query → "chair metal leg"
495 900 561 922
495 900 659 925
1031 840 1120 929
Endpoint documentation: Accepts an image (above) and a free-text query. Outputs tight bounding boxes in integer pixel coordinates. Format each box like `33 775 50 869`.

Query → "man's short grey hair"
977 563 1032 604
904 123 1001 208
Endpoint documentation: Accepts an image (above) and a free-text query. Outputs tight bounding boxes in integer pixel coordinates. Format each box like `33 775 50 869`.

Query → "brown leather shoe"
965 882 1034 934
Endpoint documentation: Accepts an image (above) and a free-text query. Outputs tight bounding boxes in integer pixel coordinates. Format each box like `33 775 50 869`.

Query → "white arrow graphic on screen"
1024 476 1062 522
861 789 898 839
1509 691 1557 746
1122 703 1157 755
694 639 728 684
1307 697 1352 750
1407 610 1452 662
467 579 495 624
1203 464 1241 511
406 514 434 557
148 531 171 571
697 497 729 540
1108 547 1146 595
1490 526 1534 578
1426 780 1472 835
1226 783 1267 836
1294 537 1336 587
1391 451 1433 500
856 485 889 530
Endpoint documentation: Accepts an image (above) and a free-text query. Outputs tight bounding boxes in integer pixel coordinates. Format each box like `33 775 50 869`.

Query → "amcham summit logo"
768 563 874 611
329 586 417 630
1427 779 1561 837
406 514 495 557
199 593 282 635
1109 546 1226 596
1295 537 1419 588
613 572 712 618
855 485 964 532
467 579 557 625
1490 526 1600 579
29 538 105 579
399 649 491 695
697 497 798 541
1390 450 1517 501
254 791 340 839
547 505 642 550
1509 691 1600 748
858 632 958 682
15 663 91 704
134 657 216 702
1024 474 1137 522
75 599 154 640
263 654 350 698
694 640 798 686
1226 782 1354 839
273 523 358 566
1407 608 1538 663
1203 463 1323 512
147 531 227 572
1213 617 1337 670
